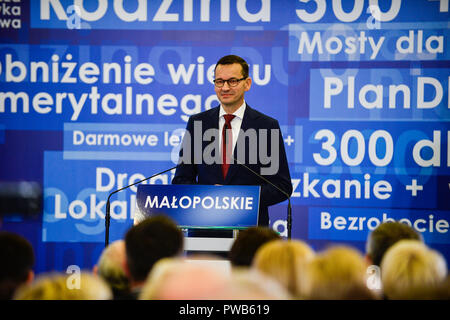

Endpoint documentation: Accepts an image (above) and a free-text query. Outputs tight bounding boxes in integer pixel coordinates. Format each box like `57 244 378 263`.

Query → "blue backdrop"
0 0 449 274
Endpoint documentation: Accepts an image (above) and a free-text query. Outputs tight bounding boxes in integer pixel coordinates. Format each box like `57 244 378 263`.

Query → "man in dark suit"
172 55 292 227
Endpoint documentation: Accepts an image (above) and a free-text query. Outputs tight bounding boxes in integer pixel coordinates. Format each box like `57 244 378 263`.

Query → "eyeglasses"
213 77 247 88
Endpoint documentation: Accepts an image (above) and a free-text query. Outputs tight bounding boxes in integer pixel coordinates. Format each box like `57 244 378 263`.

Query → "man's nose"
222 81 231 89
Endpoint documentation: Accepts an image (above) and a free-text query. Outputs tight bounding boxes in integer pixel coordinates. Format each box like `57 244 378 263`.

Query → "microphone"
104 165 178 247
230 154 293 239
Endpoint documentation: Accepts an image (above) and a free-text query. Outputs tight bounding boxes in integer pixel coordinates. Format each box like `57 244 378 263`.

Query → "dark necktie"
222 114 236 179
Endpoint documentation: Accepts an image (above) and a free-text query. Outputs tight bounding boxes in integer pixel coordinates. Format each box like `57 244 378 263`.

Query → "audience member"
214 268 292 300
139 257 291 300
381 240 447 300
5 218 448 301
139 257 229 300
13 272 112 300
252 239 315 298
0 231 35 300
435 275 450 299
186 253 232 277
366 221 422 266
124 215 184 299
228 227 281 267
300 245 377 300
93 239 130 299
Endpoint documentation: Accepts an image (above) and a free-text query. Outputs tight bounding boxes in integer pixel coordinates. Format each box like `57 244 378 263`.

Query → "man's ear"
123 259 131 279
244 77 252 92
26 270 34 284
365 254 373 266
93 264 98 275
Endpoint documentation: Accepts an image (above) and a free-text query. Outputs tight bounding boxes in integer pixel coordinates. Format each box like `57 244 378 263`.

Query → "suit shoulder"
247 106 280 127
189 107 219 121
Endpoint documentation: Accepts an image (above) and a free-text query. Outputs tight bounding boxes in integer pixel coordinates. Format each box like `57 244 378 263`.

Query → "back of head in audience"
252 239 315 298
0 231 35 300
229 226 281 267
301 245 376 300
125 215 183 286
14 272 112 300
139 257 229 300
93 239 130 299
366 221 422 266
436 275 450 299
381 240 447 300
215 268 292 300
139 257 291 300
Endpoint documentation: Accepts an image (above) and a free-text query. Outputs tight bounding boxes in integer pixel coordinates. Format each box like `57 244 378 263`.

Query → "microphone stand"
231 155 292 239
223 122 292 239
104 165 178 247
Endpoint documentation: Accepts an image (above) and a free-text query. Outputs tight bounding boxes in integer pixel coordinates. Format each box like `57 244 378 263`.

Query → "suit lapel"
206 107 224 183
206 106 220 130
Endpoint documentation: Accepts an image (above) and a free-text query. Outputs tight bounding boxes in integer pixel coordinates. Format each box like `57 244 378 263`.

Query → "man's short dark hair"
0 232 35 300
215 55 249 79
366 221 422 266
229 227 281 267
125 215 183 282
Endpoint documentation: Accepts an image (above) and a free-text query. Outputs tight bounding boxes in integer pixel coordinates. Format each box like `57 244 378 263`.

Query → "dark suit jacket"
172 104 292 226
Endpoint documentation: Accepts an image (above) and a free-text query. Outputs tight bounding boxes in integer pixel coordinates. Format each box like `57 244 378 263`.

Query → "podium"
134 184 260 253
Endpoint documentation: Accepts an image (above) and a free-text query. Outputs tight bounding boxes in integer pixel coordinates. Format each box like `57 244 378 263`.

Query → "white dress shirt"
218 101 246 155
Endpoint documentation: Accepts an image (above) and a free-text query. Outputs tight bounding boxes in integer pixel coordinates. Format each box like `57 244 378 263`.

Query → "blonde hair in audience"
301 245 374 300
14 272 112 300
252 239 315 298
381 240 447 299
95 240 129 294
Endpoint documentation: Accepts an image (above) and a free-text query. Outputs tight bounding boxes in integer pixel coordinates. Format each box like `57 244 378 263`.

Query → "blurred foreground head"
300 246 376 300
252 239 315 298
0 232 35 300
139 257 229 300
14 272 112 300
366 221 422 266
139 257 290 300
94 239 129 298
125 215 184 284
229 226 281 267
381 240 447 299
